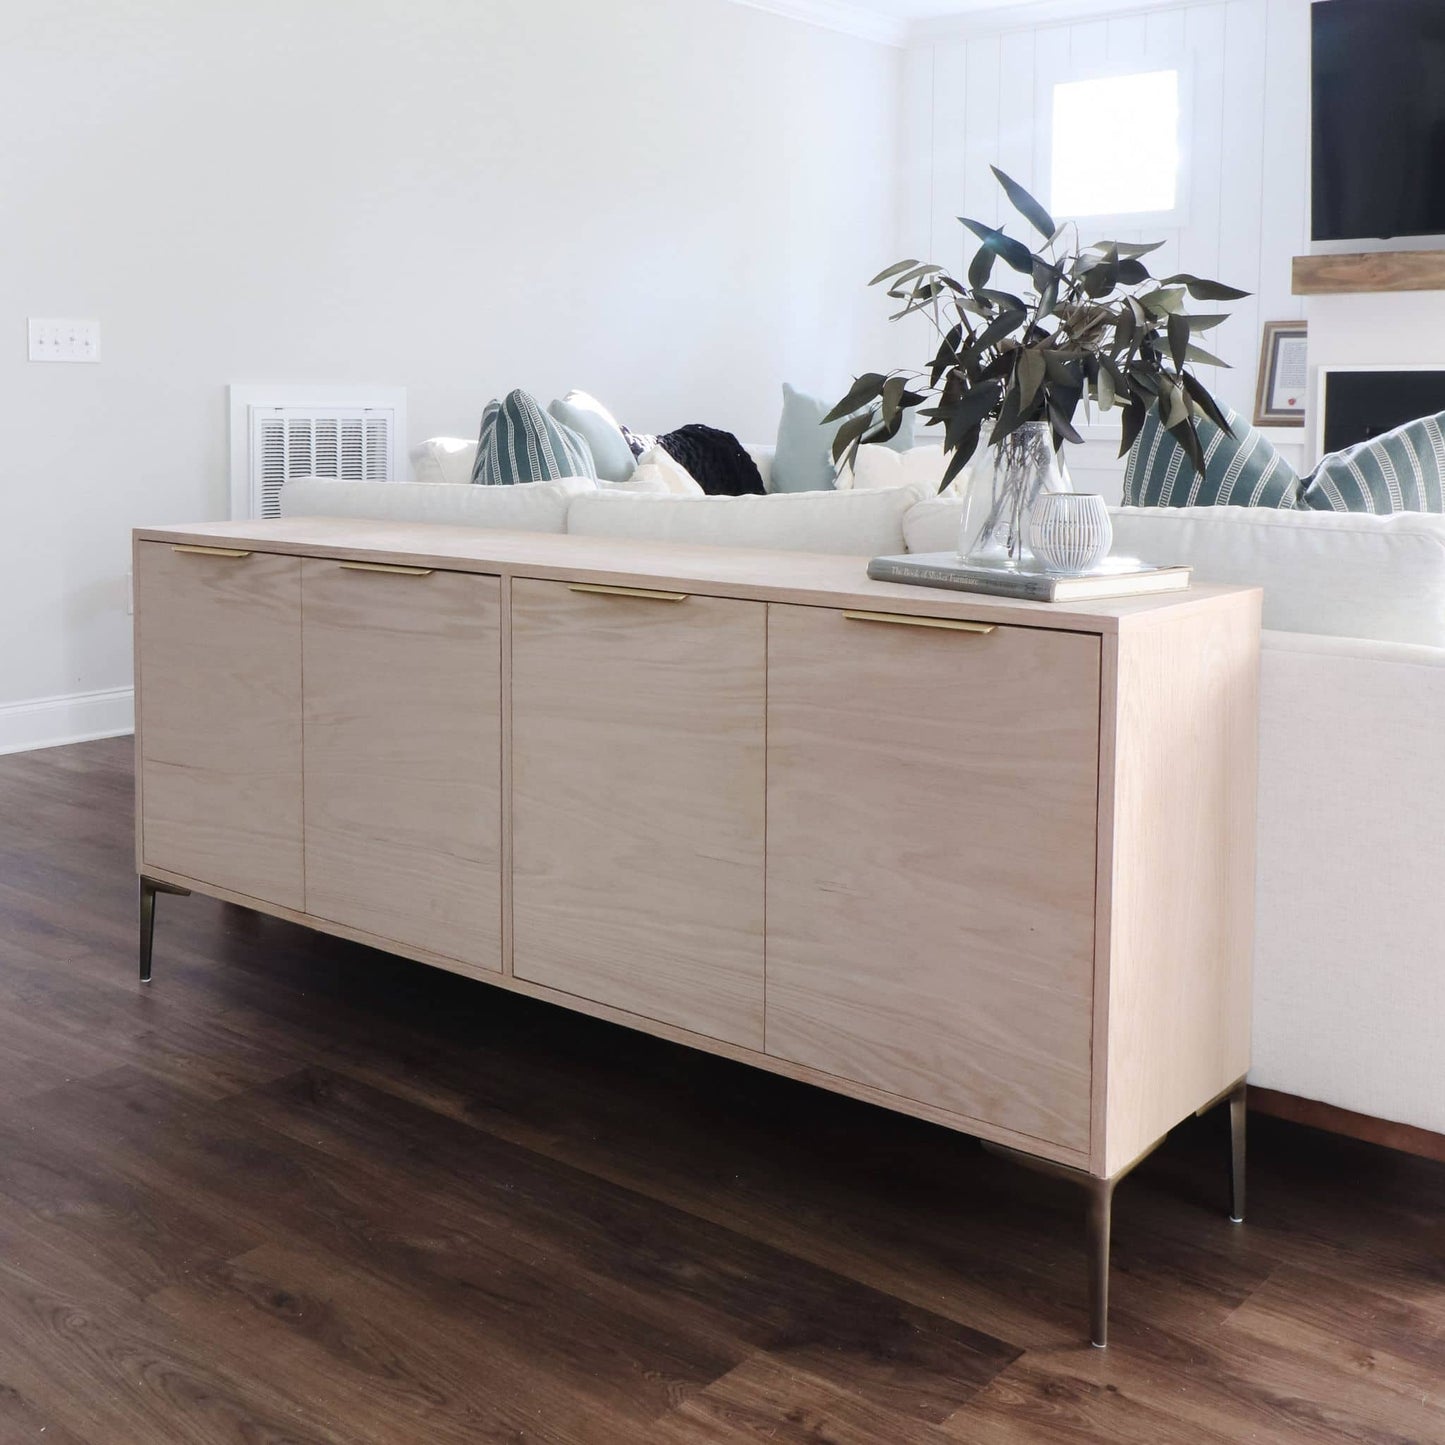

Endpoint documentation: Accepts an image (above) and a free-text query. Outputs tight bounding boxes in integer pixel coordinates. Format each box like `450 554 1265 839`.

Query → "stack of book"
866 552 1191 603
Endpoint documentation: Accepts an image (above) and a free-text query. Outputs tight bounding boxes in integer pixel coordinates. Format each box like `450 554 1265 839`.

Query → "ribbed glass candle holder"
1028 492 1113 575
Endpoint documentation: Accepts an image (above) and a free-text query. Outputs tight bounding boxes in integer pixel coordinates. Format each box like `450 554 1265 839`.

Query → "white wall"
0 0 901 749
899 0 1313 490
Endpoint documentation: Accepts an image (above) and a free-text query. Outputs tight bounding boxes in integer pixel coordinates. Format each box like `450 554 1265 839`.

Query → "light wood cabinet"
300 560 502 975
765 605 1100 1153
134 518 1261 1347
135 542 304 908
509 579 766 1048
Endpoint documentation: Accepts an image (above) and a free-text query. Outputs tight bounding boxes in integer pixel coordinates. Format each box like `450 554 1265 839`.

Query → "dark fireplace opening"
1322 368 1445 454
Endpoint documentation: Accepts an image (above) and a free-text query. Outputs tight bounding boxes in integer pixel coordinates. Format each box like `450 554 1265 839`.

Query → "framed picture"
1254 321 1308 427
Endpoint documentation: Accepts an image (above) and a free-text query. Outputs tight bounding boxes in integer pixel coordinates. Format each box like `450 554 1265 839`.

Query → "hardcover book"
867 553 1192 603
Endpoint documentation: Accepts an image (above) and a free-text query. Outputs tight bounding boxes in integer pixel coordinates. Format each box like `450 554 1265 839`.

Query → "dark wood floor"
2 739 1444 1443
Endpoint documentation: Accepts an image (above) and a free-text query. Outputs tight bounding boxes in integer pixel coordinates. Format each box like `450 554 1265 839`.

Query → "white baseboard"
0 686 134 757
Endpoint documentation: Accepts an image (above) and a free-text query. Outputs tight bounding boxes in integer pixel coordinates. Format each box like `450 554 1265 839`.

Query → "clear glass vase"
957 422 1072 569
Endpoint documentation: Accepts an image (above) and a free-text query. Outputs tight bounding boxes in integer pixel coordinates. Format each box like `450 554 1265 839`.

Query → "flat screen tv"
1312 0 1445 242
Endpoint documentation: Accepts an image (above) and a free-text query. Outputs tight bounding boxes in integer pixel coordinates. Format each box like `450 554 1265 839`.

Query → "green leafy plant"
829 166 1249 490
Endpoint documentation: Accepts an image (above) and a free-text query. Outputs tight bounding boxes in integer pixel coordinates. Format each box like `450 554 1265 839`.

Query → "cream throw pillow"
836 444 947 495
631 445 704 495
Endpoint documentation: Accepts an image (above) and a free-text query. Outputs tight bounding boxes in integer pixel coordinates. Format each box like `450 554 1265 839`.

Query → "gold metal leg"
984 1079 1250 1347
138 876 190 983
1085 1176 1115 1347
1229 1081 1247 1224
1196 1074 1249 1224
982 1139 1161 1348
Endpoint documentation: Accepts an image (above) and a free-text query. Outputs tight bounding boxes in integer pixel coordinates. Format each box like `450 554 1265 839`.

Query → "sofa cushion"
1300 411 1445 512
771 383 916 493
1123 406 1301 509
903 498 1445 646
1108 507 1445 647
279 476 591 531
567 486 918 556
474 389 597 485
547 391 636 483
410 436 478 485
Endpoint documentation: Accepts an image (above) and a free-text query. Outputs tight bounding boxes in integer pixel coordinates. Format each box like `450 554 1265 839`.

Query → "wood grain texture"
510 579 766 1048
300 561 502 974
134 542 304 908
1292 249 1445 295
1096 594 1261 1176
134 517 1250 635
7 738 1445 1444
765 605 1101 1154
138 859 1088 1169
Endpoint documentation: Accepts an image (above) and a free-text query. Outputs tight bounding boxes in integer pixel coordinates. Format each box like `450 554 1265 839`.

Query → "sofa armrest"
1253 628 1445 1131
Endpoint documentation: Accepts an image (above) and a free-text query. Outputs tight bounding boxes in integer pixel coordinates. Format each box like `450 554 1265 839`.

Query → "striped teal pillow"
472 389 597 485
1122 406 1301 509
1300 412 1445 512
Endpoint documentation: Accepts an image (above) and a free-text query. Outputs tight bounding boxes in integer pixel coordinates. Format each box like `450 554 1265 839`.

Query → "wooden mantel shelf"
1293 250 1445 295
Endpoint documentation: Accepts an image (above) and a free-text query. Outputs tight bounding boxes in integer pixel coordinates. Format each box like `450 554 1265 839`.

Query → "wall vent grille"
228 386 407 520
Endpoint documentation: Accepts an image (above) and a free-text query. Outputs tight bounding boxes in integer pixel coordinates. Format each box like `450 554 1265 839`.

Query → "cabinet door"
766 605 1100 1152
135 542 303 907
510 579 766 1048
301 560 501 974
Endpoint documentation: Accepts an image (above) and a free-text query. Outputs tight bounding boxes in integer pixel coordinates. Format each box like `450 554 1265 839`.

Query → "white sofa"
281 450 1445 1142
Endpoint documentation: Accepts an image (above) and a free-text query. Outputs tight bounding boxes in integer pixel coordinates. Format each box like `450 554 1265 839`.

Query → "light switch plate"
28 318 100 363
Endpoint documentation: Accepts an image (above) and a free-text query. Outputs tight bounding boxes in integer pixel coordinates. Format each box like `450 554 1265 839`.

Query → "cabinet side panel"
1101 593 1261 1176
135 543 304 908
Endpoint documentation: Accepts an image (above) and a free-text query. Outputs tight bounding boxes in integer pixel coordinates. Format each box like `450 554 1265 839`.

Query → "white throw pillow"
630 445 704 495
837 444 946 494
409 436 479 485
567 486 916 556
279 475 593 531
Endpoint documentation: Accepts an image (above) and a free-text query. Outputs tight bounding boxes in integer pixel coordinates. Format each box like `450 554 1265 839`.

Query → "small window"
1050 69 1181 221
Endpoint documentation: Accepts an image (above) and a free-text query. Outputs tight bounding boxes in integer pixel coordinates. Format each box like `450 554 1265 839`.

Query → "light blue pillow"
771 382 917 493
547 391 636 483
472 389 596 485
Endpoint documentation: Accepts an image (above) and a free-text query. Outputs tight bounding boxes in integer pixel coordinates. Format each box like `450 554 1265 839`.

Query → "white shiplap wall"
900 0 1311 432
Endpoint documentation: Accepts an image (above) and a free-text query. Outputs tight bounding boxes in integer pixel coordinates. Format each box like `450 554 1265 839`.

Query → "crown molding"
908 0 1194 44
726 0 910 48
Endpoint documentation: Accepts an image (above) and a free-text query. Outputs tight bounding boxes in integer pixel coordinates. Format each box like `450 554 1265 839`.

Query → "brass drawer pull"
568 583 690 602
338 561 435 576
171 544 252 558
844 610 996 635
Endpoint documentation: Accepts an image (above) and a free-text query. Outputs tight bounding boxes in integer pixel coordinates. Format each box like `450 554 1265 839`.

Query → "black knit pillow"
657 425 765 496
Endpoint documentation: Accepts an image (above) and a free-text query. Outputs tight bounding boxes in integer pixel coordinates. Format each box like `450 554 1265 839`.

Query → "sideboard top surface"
135 517 1259 635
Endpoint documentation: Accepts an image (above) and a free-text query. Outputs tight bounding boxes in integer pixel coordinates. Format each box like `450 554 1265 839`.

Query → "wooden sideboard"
132 516 1262 1347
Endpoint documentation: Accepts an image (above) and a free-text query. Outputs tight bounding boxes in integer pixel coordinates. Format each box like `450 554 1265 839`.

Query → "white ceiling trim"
909 0 1196 44
725 0 1205 48
726 0 910 48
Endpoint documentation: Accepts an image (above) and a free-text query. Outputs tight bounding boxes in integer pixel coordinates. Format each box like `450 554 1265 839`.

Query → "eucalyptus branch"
836 168 1249 487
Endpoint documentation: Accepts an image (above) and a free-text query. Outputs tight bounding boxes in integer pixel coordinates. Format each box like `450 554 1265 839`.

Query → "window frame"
1037 55 1193 234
